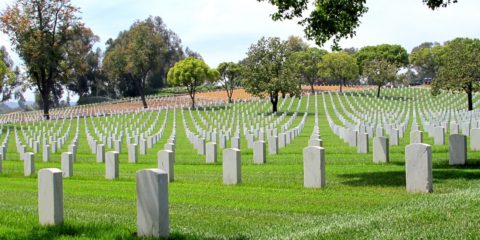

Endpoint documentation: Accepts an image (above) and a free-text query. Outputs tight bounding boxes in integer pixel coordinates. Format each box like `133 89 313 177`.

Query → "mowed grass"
1 88 480 239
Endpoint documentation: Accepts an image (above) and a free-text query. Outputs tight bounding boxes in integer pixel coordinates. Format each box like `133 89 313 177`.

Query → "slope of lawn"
0 88 480 239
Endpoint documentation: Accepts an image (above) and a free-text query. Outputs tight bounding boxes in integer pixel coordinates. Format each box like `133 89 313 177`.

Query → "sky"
0 0 480 101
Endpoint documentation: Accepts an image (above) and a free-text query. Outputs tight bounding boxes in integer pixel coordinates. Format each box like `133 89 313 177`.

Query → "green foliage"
167 57 219 107
103 17 185 103
241 37 300 112
0 48 17 102
289 47 328 92
317 51 358 91
432 38 480 110
0 0 84 119
410 42 443 81
259 0 456 48
103 18 168 108
362 59 398 97
217 62 241 103
355 44 409 74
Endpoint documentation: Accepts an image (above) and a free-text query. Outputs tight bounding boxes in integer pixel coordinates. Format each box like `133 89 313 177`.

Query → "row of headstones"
327 94 406 138
188 99 290 148
87 110 168 153
6 93 197 123
18 117 74 149
86 122 168 156
194 96 299 143
31 141 323 238
331 91 409 127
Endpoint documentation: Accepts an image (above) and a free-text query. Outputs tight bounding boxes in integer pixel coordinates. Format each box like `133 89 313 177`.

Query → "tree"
398 68 417 86
432 38 479 111
317 51 358 93
289 47 328 92
185 47 203 60
167 57 219 108
354 44 409 74
217 62 241 103
259 0 457 49
362 59 398 98
241 37 300 113
103 19 166 108
286 35 309 52
0 47 20 102
1 0 85 119
410 42 443 83
62 27 100 99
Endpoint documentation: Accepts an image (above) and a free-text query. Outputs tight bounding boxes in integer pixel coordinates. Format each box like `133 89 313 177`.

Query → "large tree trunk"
468 90 473 111
310 83 315 93
226 87 233 103
42 92 50 120
377 85 381 98
190 92 196 108
270 92 279 113
139 76 148 109
340 79 344 93
140 92 148 109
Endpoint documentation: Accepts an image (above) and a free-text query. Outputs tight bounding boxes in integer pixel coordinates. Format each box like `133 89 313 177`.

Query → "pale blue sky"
0 0 480 101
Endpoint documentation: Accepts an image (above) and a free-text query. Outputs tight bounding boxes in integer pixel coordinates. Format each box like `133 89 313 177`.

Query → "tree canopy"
103 16 186 103
241 37 300 113
289 47 328 92
362 59 398 98
410 42 443 83
167 57 219 108
103 18 167 108
1 0 86 119
354 44 409 74
317 51 358 92
432 38 479 111
217 62 241 103
0 47 19 102
259 0 457 49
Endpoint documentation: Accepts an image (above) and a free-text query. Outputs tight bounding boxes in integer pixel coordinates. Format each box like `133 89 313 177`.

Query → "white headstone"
106 151 119 179
38 168 63 225
223 148 241 185
206 142 217 163
405 143 433 193
433 126 445 145
357 133 369 153
410 130 423 144
253 141 266 164
24 152 35 177
96 144 105 163
136 169 169 238
449 134 466 166
128 144 138 163
303 146 325 188
61 152 73 178
158 150 174 182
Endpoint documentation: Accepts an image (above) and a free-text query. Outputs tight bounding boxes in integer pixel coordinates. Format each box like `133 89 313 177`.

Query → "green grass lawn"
1 88 480 239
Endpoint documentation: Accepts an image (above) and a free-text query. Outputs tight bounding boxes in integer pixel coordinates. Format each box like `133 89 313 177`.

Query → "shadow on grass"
339 168 480 187
389 158 480 169
339 171 405 187
25 224 251 240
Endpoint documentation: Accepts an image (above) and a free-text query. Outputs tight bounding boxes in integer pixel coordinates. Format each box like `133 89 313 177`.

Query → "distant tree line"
0 0 476 119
